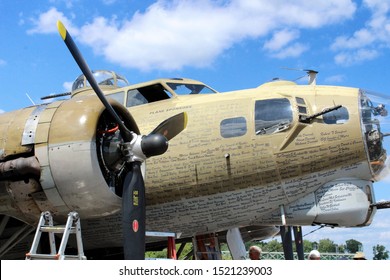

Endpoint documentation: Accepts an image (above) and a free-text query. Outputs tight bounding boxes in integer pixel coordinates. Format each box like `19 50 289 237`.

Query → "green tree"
145 249 168 259
337 244 345 253
373 244 389 260
345 239 362 253
299 240 314 252
318 238 336 252
267 239 283 252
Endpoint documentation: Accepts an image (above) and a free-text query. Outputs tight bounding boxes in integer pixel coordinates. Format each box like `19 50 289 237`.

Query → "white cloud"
27 7 78 36
63 81 73 92
264 30 308 58
332 0 390 65
331 29 376 50
271 43 308 59
364 0 390 13
264 29 300 51
0 59 6 66
0 109 5 114
28 0 357 71
334 49 379 66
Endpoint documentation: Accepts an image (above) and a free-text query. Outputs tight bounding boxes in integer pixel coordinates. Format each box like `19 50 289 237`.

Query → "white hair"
308 250 320 259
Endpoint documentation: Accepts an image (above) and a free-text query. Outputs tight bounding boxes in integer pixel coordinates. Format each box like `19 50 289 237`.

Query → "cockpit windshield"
166 82 217 95
72 70 129 91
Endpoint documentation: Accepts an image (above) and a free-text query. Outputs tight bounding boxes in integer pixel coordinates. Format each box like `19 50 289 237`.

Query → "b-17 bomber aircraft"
0 21 390 260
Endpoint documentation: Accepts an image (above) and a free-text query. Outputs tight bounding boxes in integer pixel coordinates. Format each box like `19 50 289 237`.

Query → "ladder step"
40 226 77 234
26 253 61 260
26 253 86 260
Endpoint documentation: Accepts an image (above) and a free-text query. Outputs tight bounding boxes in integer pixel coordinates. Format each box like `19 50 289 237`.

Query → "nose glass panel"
360 90 390 178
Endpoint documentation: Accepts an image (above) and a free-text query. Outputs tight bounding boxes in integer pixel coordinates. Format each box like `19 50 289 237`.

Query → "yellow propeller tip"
183 112 188 129
57 20 67 40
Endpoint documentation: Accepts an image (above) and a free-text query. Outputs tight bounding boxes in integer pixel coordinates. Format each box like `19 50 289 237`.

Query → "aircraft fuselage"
0 76 387 252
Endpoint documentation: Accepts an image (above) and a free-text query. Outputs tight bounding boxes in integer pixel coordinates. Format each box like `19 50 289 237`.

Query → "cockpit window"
127 89 148 107
126 84 171 107
255 98 293 135
94 71 116 86
72 70 129 91
167 83 217 95
107 91 125 104
72 75 86 90
323 107 349 124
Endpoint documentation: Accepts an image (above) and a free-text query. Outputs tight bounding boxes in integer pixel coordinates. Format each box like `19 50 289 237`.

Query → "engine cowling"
0 95 139 223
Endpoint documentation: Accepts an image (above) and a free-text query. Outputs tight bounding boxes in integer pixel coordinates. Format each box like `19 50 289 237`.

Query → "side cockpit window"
167 82 217 95
126 84 172 107
126 89 148 107
255 98 293 135
107 91 125 104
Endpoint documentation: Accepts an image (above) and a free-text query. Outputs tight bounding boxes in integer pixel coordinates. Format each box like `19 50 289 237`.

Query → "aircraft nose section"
360 90 390 178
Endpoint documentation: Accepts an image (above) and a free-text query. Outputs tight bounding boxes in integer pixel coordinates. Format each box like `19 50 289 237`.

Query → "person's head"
249 246 262 260
308 250 321 260
353 252 366 260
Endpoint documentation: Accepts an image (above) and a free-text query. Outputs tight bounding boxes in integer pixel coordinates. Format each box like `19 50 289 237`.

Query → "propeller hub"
120 133 168 163
141 134 168 157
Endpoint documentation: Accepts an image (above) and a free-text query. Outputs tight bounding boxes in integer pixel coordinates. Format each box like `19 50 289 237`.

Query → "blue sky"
1 0 390 259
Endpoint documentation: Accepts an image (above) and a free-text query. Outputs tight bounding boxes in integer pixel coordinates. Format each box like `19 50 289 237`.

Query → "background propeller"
57 20 187 259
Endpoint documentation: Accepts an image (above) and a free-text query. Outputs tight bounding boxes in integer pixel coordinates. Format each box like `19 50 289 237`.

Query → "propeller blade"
122 162 145 260
57 20 132 142
57 21 188 260
150 112 188 140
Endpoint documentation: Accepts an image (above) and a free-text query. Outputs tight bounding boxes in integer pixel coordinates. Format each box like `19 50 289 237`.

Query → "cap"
353 252 366 260
308 250 321 260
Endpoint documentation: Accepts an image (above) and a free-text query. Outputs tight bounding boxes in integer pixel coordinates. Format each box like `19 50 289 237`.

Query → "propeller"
57 21 187 259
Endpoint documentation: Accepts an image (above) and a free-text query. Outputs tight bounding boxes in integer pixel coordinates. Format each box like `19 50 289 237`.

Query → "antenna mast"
306 69 318 86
